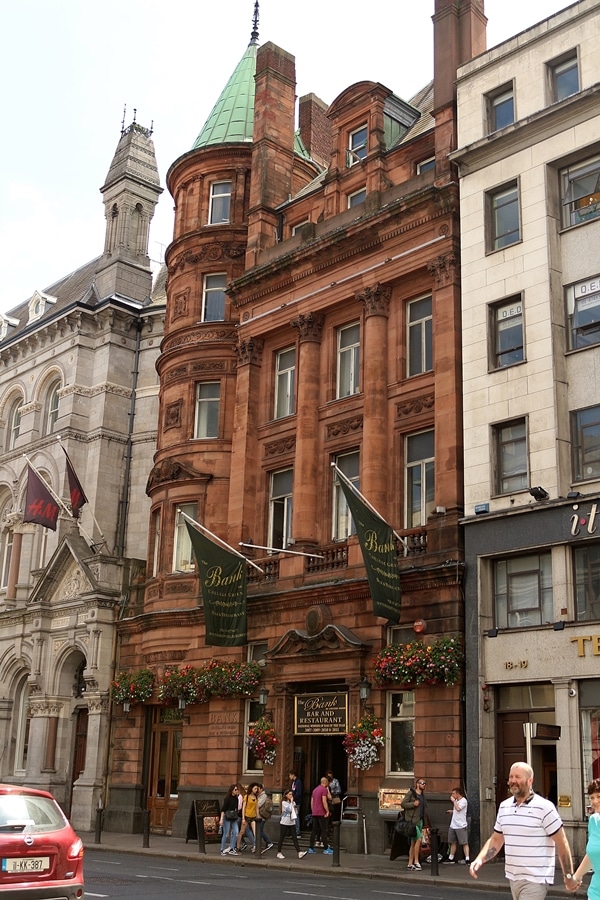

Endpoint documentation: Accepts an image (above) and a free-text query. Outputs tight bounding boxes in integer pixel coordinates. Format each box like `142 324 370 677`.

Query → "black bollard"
142 809 150 848
94 806 103 844
197 817 206 854
430 828 439 876
332 820 341 867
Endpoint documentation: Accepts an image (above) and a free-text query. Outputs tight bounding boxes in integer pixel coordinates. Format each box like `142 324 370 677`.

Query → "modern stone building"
452 0 600 856
0 119 164 831
107 3 485 853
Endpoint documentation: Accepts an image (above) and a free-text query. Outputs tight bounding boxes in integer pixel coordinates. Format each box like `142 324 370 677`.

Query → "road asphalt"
82 829 589 896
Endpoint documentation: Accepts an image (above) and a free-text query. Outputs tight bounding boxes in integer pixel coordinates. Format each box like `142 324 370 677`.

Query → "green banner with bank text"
186 522 247 646
338 480 401 623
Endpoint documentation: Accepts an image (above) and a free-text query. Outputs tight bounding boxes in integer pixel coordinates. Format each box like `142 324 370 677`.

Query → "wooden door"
147 716 182 834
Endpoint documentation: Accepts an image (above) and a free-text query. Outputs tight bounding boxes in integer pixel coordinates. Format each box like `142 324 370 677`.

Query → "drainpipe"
116 317 143 558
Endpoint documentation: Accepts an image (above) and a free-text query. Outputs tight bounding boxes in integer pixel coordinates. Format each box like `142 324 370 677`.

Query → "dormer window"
28 291 56 324
347 125 367 167
0 314 19 342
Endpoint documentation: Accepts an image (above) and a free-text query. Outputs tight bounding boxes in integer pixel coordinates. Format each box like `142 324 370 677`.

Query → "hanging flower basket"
111 669 154 706
158 660 261 706
373 636 464 688
158 665 206 706
246 716 278 765
343 713 384 771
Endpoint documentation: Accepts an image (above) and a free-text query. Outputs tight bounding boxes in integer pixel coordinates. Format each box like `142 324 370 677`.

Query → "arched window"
43 380 61 436
13 680 30 774
0 495 14 589
7 399 22 451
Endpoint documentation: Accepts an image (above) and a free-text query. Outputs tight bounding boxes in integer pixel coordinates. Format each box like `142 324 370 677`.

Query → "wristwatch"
564 873 575 880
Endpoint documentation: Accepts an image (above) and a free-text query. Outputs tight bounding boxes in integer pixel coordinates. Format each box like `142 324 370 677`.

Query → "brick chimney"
433 0 487 112
299 93 331 169
246 41 297 267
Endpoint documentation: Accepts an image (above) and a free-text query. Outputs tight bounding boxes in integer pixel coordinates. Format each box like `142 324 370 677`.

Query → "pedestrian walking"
566 778 600 897
276 789 308 860
219 784 240 856
402 776 428 870
470 761 575 899
288 770 303 836
257 783 274 853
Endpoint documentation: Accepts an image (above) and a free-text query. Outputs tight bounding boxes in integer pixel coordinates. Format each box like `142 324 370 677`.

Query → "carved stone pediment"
267 624 370 659
27 533 99 606
146 459 212 492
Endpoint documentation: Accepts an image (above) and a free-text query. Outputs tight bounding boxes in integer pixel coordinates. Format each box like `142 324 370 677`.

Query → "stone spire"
94 115 162 303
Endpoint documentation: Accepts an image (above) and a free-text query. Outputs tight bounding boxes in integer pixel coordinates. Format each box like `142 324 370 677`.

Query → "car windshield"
0 794 66 832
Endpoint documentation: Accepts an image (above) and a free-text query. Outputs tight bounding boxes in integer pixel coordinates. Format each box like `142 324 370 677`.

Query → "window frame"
332 450 360 541
7 399 22 451
405 429 435 528
194 381 220 439
44 380 61 436
407 294 433 377
489 296 525 369
336 322 360 399
486 82 515 133
268 468 293 550
572 404 600 483
493 418 528 495
201 273 227 322
274 347 296 419
417 157 435 175
387 690 415 776
208 180 232 225
0 519 13 588
574 543 600 623
172 502 197 573
561 156 600 230
493 552 553 629
487 181 521 252
348 124 368 166
348 188 367 208
151 509 161 577
243 698 265 774
548 51 579 103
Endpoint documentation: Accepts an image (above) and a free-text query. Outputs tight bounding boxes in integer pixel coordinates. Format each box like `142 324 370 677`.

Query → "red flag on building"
61 447 88 518
23 465 60 531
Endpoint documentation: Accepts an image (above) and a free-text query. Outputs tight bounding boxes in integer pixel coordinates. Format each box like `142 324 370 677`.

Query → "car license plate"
2 856 50 873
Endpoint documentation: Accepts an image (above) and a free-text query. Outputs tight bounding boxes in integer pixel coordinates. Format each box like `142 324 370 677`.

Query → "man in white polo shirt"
470 762 575 899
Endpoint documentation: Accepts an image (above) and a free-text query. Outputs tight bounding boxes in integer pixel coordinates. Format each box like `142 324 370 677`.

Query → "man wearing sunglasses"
401 778 429 870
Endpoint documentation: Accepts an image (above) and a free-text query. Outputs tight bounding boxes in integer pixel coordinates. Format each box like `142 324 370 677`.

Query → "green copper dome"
192 41 258 149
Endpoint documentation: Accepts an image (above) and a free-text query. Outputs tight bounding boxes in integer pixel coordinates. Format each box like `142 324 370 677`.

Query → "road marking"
284 892 362 900
85 893 109 897
372 893 422 897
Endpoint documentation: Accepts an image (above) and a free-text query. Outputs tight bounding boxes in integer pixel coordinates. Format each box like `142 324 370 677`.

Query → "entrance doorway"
148 708 182 833
293 734 347 825
67 707 88 816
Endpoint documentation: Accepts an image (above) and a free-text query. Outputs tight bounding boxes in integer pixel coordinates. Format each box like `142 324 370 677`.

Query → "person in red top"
308 777 332 854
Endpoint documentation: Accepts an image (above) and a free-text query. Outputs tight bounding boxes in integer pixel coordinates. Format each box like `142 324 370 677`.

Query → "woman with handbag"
401 778 428 870
219 784 241 856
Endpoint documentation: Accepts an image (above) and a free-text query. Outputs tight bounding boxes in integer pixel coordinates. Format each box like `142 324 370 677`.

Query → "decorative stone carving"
235 337 264 366
172 291 189 321
167 242 246 275
356 283 392 316
268 623 370 658
325 416 363 440
264 437 296 458
146 459 212 491
396 395 435 418
427 253 457 286
290 312 324 341
164 400 182 430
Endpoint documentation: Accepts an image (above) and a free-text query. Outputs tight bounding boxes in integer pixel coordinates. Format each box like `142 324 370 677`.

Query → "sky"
0 0 571 313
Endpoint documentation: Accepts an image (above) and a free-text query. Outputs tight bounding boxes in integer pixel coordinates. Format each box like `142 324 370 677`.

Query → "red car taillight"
67 837 84 860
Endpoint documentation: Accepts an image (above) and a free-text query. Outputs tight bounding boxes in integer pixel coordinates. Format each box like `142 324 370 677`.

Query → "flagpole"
180 512 264 574
23 455 97 549
56 436 107 548
239 542 325 559
330 462 409 555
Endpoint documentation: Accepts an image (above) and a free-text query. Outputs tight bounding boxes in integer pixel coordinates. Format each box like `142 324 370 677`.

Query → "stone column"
70 693 110 832
27 696 62 782
227 338 264 546
290 313 324 549
356 284 391 513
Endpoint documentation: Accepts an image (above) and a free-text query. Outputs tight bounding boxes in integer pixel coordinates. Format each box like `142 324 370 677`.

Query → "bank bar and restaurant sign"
295 693 348 735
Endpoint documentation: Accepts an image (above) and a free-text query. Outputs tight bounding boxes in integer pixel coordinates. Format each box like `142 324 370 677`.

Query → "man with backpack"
257 784 274 853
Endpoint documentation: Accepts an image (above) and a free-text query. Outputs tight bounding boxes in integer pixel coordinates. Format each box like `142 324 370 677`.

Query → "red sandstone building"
107 2 485 852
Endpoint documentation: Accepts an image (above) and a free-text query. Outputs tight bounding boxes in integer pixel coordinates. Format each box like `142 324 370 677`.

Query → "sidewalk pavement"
82 830 587 896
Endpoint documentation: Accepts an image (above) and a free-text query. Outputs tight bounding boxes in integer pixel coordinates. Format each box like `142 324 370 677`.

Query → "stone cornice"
161 326 237 355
